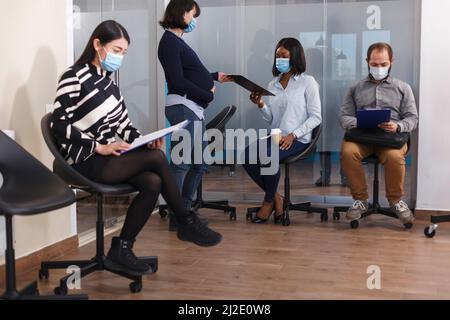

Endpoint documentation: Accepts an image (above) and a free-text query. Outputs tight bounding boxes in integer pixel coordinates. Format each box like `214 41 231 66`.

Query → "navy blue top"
158 30 218 109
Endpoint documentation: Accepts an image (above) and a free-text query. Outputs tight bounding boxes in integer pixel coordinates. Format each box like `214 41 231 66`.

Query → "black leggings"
74 148 188 240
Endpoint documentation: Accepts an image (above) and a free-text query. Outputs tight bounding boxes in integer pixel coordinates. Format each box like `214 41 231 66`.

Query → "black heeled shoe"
251 201 275 224
251 211 275 224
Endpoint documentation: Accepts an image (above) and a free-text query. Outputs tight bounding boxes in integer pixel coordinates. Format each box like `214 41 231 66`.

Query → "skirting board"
0 235 78 285
414 210 450 220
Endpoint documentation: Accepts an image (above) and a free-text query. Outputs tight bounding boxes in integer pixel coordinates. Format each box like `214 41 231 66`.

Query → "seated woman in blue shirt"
244 38 322 223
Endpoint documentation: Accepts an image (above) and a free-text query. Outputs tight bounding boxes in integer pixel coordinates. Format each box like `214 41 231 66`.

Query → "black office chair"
0 131 87 300
39 114 158 295
246 125 328 226
333 149 414 230
159 106 238 221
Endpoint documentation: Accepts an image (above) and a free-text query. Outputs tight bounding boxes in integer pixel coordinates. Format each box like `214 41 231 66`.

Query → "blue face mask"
184 17 197 33
99 48 123 72
276 58 291 74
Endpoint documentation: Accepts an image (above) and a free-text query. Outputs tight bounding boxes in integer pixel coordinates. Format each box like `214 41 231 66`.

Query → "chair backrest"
0 130 76 216
41 113 94 189
206 106 237 131
284 124 322 164
41 114 137 195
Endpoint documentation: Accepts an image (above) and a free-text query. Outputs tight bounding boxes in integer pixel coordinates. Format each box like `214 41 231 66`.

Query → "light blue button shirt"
260 73 322 144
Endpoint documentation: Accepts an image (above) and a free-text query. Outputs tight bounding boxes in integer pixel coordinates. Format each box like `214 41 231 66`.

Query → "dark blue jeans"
243 138 309 202
165 104 209 209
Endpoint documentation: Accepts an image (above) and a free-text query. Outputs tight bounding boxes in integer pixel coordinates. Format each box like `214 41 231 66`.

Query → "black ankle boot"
105 237 150 274
169 209 209 232
177 211 222 247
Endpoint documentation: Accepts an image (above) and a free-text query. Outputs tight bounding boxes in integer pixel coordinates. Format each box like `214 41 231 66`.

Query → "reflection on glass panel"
332 34 357 81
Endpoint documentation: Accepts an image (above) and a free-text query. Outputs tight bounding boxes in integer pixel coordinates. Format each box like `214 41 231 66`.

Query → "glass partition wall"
192 0 420 206
72 0 421 233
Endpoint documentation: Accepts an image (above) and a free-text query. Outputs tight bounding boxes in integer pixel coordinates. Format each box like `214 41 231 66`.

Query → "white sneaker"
346 200 369 220
391 200 414 225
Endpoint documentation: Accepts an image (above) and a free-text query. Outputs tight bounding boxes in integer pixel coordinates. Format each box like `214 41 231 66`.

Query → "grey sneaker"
346 200 369 220
391 200 414 225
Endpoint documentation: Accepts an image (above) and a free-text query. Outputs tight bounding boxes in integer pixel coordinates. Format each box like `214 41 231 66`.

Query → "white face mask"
370 66 390 81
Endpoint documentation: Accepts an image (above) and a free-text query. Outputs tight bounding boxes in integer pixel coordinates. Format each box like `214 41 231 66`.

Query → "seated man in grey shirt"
339 42 418 225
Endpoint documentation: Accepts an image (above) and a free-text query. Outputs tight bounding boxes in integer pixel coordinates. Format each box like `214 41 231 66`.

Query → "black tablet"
229 75 275 96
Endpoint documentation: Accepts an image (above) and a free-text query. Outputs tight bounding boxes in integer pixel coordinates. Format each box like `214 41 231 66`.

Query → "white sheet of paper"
122 120 190 154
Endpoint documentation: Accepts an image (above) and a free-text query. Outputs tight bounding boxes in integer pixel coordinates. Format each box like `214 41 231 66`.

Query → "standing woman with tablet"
158 0 231 229
51 20 222 276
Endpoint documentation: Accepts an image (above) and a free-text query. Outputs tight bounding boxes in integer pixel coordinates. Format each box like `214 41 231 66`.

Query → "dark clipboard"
356 109 391 130
229 75 275 96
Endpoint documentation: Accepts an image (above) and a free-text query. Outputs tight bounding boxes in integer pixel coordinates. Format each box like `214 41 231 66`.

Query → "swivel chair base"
333 205 413 230
333 155 414 230
158 181 237 221
39 256 158 295
39 194 158 295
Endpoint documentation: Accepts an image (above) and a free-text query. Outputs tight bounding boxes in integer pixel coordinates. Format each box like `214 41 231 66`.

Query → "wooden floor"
12 203 450 300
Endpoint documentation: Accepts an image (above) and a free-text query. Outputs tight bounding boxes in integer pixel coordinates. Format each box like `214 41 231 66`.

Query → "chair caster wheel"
350 220 359 229
38 268 49 280
229 211 237 221
282 217 290 226
159 209 168 219
54 286 68 295
404 223 413 230
130 281 142 293
424 226 436 238
333 212 340 221
320 213 328 222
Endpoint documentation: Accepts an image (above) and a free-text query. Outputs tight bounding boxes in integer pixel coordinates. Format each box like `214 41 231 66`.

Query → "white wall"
0 0 75 263
416 0 450 211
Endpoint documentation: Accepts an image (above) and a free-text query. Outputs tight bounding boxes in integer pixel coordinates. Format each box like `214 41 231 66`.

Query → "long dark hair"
75 20 130 66
159 0 201 30
272 38 306 77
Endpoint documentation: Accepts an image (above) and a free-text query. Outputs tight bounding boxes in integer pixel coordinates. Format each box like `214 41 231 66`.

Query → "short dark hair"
159 0 201 30
75 20 130 66
272 38 306 77
367 42 394 61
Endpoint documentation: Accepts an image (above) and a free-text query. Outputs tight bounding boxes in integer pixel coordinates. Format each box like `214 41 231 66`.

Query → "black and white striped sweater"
51 63 141 165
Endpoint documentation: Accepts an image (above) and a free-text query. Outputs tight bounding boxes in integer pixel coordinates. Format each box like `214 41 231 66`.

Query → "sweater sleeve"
51 68 96 164
211 72 219 81
159 37 214 103
116 100 141 143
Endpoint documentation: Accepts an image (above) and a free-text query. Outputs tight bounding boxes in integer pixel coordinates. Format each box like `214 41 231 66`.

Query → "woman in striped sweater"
51 20 222 275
